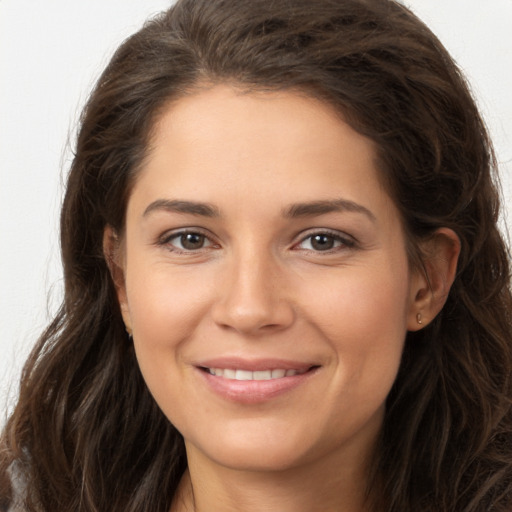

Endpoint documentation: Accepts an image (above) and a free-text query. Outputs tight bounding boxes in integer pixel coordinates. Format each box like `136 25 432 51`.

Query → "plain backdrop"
1 0 511 418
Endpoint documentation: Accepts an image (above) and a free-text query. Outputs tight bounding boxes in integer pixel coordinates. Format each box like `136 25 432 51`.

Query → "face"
115 85 424 474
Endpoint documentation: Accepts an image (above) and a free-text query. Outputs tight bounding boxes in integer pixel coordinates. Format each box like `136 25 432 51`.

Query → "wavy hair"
2 0 511 510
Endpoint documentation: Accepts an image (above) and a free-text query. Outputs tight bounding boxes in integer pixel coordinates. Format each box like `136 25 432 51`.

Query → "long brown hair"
2 0 511 510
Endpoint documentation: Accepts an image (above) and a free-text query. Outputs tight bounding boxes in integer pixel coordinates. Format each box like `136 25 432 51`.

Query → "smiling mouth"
201 367 317 380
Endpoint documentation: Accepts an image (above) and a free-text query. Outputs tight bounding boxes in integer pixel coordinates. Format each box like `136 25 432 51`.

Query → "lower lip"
197 368 318 404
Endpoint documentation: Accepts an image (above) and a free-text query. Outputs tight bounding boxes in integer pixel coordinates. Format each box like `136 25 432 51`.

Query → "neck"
171 443 375 512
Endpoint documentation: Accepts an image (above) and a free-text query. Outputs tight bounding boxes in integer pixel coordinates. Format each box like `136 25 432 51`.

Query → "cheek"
303 265 411 338
124 269 207 426
123 263 214 397
125 262 211 340
300 264 411 390
273 266 411 456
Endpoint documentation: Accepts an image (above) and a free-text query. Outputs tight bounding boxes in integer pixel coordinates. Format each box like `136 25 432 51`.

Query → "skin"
107 85 459 512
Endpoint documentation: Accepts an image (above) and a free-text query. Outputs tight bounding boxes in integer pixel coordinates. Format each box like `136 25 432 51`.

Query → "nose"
211 249 295 336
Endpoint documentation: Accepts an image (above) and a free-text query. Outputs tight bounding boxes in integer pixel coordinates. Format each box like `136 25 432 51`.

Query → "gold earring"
416 313 423 325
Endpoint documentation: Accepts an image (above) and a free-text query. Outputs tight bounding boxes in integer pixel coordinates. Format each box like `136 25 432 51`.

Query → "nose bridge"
213 242 293 334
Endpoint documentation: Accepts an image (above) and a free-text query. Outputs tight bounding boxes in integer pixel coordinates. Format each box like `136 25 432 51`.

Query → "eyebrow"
283 199 376 222
143 199 221 218
142 197 376 222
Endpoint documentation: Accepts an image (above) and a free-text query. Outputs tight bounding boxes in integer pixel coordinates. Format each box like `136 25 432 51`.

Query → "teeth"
235 369 253 380
224 368 236 379
207 367 307 380
253 370 272 380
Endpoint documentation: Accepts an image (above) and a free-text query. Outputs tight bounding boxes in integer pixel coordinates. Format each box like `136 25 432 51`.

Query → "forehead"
125 85 402 228
145 86 378 184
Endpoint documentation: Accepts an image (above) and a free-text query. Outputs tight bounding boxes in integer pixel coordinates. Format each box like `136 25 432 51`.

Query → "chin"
185 423 318 473
200 444 310 473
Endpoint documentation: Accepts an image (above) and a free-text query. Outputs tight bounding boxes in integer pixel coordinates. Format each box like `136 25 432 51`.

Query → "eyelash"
158 229 216 253
157 229 357 254
293 229 356 253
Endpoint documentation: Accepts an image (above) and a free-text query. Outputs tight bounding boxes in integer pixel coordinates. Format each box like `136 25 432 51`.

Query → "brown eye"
180 233 206 250
310 234 335 251
296 231 355 252
164 231 213 251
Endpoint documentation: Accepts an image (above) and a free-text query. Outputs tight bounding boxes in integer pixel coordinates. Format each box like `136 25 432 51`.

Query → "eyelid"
157 227 219 252
293 228 357 252
155 227 356 254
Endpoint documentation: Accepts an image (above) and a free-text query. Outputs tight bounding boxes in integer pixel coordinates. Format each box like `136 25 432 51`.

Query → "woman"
1 0 511 510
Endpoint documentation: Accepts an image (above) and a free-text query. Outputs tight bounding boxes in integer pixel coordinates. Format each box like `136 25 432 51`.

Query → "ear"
407 228 460 331
103 225 132 334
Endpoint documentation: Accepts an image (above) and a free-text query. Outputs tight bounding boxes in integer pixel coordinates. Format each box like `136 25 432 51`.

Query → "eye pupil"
311 234 334 251
181 233 205 250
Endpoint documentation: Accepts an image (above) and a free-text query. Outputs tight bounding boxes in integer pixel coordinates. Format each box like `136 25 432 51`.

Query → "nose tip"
211 261 294 335
216 299 292 335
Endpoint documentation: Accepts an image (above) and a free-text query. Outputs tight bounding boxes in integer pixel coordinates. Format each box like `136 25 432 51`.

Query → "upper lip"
195 357 318 372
